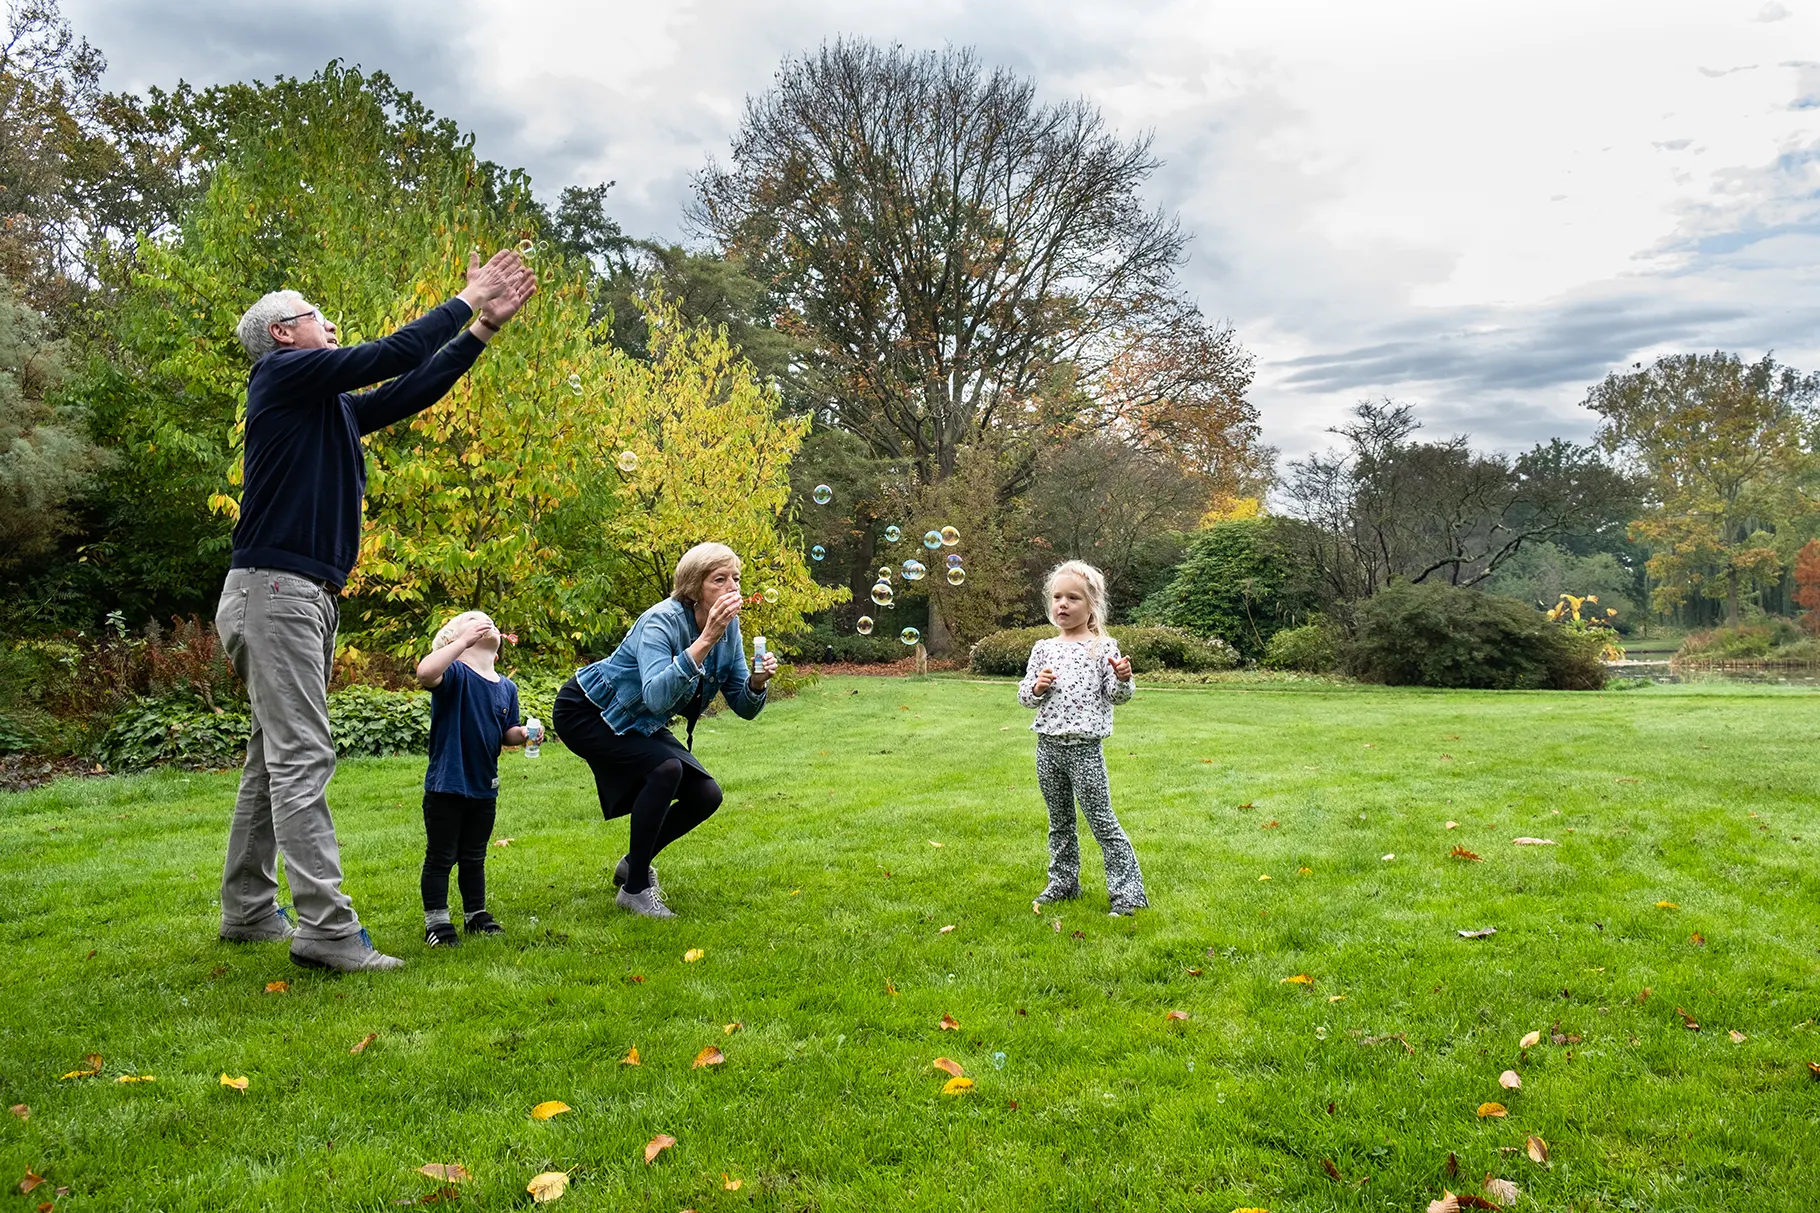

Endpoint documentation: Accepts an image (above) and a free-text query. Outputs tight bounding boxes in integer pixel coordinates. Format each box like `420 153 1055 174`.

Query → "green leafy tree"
1584 352 1820 626
1133 517 1315 658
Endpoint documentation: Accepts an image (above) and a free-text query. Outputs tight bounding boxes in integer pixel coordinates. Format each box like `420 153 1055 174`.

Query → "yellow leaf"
1656 901 1679 909
942 1076 975 1094
526 1170 569 1202
1729 1029 1747 1043
683 948 705 963
1476 1102 1507 1118
58 1053 102 1080
693 1046 725 1069
114 1075 155 1084
219 1074 249 1092
724 1022 743 1035
1297 866 1312 875
722 1174 742 1190
264 980 290 994
933 1057 965 1077
1166 1010 1190 1022
1327 994 1346 1003
419 1163 471 1182
939 1014 960 1031
1258 874 1272 882
1526 1135 1549 1164
1499 1070 1521 1089
529 1100 571 1120
1232 1208 1271 1213
643 1133 676 1164
8 1106 27 1120
620 1047 641 1066
885 981 898 996
1519 1030 1541 1049
1281 974 1313 986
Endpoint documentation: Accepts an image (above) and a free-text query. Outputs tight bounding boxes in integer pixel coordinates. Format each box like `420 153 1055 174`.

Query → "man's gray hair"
235 290 308 361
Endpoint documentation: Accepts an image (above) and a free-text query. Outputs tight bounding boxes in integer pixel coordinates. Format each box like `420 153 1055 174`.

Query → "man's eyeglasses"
276 308 327 326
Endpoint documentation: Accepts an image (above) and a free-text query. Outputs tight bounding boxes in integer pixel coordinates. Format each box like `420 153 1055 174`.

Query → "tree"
1794 540 1820 634
693 40 1193 485
1584 352 1820 627
1132 517 1316 658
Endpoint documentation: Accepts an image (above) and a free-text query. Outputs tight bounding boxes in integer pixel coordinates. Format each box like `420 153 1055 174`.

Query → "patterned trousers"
1035 736 1147 908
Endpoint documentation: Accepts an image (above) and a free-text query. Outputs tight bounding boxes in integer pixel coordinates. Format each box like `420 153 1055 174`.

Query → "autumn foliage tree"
1794 540 1820 634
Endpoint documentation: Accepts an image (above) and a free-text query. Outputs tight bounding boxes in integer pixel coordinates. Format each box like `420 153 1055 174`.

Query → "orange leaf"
1450 846 1483 862
1690 932 1705 946
1809 1061 1820 1079
219 1073 248 1092
419 1164 471 1182
1281 974 1313 986
1498 1070 1521 1090
349 1033 378 1054
1166 1010 1190 1022
1674 1006 1700 1031
265 980 290 993
1187 967 1204 976
1526 1135 1548 1164
529 1100 570 1120
723 1174 742 1190
1321 1158 1343 1182
932 1057 965 1077
693 1046 725 1069
527 1170 569 1202
723 1022 743 1035
620 1047 641 1066
1519 1030 1541 1049
941 1076 975 1094
939 1014 960 1031
20 1170 45 1194
643 1134 676 1164
1456 1195 1502 1210
8 1106 26 1120
1476 1102 1507 1118
885 981 898 996
419 1184 462 1203
683 948 705 963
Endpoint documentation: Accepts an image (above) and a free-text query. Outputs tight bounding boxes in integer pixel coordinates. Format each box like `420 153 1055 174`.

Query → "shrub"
969 625 1238 676
328 685 432 758
780 621 906 665
1263 623 1339 673
1345 581 1606 690
1131 517 1315 659
95 685 436 770
1677 620 1809 662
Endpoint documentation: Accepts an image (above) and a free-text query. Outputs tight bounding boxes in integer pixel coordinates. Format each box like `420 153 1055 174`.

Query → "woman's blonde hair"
433 610 493 650
1044 560 1110 638
672 542 742 603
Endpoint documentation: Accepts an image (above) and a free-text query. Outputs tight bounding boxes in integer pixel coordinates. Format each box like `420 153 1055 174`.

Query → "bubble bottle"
524 717 543 758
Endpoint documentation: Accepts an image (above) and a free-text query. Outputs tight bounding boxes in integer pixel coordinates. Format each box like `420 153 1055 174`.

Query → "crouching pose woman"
552 543 778 918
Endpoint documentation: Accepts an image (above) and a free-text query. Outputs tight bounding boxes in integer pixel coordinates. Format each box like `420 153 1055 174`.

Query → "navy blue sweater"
230 298 484 587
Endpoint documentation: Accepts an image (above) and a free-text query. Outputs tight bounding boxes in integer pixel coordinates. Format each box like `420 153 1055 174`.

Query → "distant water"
1605 659 1820 687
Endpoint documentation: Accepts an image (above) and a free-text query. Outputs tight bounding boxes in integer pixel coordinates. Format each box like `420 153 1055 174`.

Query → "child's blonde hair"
433 610 493 651
1044 560 1110 638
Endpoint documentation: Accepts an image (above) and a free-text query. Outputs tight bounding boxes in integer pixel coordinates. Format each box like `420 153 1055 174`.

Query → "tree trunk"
925 591 956 658
1726 567 1741 629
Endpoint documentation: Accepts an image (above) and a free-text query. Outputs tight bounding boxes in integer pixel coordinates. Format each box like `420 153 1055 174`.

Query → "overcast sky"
64 0 1820 460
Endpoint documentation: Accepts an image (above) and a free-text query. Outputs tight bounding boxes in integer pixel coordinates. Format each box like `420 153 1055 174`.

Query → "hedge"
969 625 1239 677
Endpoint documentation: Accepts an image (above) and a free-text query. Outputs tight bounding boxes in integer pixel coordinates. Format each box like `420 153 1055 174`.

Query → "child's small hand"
1109 654 1132 681
458 617 495 650
1033 667 1056 695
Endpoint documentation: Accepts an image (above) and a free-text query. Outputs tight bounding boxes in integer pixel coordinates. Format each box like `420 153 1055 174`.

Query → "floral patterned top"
1017 634 1134 739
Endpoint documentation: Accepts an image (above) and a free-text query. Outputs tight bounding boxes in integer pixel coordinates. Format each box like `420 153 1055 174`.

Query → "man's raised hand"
460 248 538 330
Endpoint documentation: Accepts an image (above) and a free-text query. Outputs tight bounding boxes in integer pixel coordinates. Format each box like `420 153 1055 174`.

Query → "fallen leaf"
1328 994 1347 1003
933 1057 965 1077
620 1047 640 1065
1258 874 1272 882
527 1170 569 1202
1427 1195 1460 1213
1520 1030 1541 1048
1447 1151 1459 1178
939 1014 960 1031
1298 866 1313 875
1166 1010 1190 1022
1656 900 1679 909
692 1046 725 1069
1450 846 1484 862
1476 1102 1507 1118
58 1053 102 1080
724 1022 743 1035
529 1100 571 1120
927 840 943 848
643 1134 676 1165
1382 853 1396 861
219 1073 248 1092
1729 1028 1746 1043
1321 1158 1343 1182
789 888 801 896
723 1174 743 1190
1070 929 1084 939
1675 1007 1700 1031
1263 819 1280 829
1809 1061 1820 1079
20 1170 45 1194
1457 928 1498 939
1526 1135 1548 1164
1482 1177 1520 1205
418 1164 470 1182
8 1106 26 1120
1499 1070 1521 1089
1638 987 1651 1002
683 948 705 963
1456 1196 1501 1210
1511 837 1555 846
265 980 289 993
938 925 956 934
1446 821 1460 830
114 1075 155 1083
209 965 229 977
1690 932 1705 946
493 838 515 848
628 975 645 984
1187 967 1204 976
350 1033 378 1054
1237 801 1254 809
942 1076 976 1094
885 981 898 996
1281 974 1314 986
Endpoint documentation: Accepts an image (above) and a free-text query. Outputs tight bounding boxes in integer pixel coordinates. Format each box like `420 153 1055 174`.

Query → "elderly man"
216 250 535 972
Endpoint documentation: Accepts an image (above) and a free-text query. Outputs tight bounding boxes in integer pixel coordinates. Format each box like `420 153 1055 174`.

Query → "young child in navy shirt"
414 610 532 946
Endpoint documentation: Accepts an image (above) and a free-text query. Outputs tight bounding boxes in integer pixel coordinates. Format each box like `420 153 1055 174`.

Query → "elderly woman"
552 542 779 918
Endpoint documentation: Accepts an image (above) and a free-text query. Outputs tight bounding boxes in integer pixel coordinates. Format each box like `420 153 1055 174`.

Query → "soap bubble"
901 559 926 581
566 373 582 395
516 238 535 254
812 484 834 505
762 586 780 604
946 566 967 586
922 530 943 550
616 450 638 473
899 627 921 646
878 565 893 581
856 616 874 635
946 553 963 568
940 525 961 546
810 545 826 562
991 1051 1006 1070
870 582 894 607
883 525 902 544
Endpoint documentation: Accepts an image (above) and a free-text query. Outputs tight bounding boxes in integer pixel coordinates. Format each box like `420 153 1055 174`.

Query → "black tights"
624 758 722 893
422 790 496 916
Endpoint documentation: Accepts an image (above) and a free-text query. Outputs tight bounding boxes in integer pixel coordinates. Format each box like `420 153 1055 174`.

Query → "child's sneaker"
425 922 460 947
1032 882 1081 906
1108 898 1147 917
464 910 504 936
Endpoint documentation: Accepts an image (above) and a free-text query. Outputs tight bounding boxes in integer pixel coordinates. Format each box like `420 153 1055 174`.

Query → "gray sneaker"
612 857 661 903
1033 882 1081 906
219 904 295 943
616 885 675 919
291 928 405 972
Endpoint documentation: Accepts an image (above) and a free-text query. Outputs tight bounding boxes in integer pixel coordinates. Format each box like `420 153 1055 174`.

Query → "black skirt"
552 677 710 821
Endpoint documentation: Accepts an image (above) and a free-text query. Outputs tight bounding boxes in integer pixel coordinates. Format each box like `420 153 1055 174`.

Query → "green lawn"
2 677 1818 1212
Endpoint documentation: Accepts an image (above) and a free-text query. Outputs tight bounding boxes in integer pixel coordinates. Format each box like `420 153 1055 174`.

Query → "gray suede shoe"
291 928 405 972
612 857 661 903
1032 882 1081 906
219 904 295 943
616 886 675 919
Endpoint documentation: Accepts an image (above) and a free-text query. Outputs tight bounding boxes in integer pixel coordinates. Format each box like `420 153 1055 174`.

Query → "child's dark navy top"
425 661 521 800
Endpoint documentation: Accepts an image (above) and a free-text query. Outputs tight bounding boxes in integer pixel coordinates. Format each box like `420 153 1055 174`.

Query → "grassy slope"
1 678 1817 1212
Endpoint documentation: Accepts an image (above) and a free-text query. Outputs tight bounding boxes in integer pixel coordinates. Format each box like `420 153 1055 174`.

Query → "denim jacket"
574 597 766 736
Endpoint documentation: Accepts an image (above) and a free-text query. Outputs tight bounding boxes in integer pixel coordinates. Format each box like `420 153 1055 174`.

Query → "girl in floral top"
1017 560 1148 915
